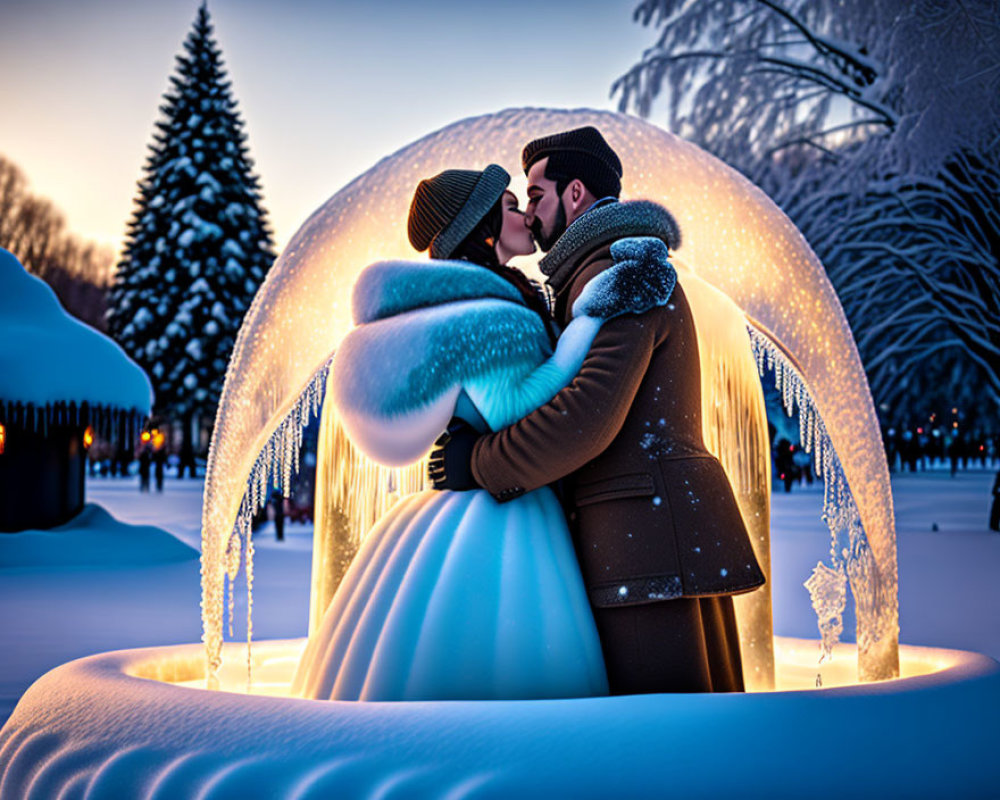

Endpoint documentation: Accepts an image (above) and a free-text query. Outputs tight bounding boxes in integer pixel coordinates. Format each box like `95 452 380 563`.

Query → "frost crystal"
804 562 847 664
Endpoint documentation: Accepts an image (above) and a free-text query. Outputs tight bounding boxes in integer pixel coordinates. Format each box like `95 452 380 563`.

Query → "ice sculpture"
201 107 898 689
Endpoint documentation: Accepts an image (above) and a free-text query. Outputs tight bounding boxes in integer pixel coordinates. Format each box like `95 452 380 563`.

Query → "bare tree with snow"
794 149 1000 423
615 0 1000 424
0 155 114 330
614 0 998 181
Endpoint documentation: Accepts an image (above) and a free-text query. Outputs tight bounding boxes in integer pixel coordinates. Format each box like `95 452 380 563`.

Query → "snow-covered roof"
0 248 152 414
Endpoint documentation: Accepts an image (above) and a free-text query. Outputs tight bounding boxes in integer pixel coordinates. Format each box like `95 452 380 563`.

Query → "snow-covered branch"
619 0 1000 424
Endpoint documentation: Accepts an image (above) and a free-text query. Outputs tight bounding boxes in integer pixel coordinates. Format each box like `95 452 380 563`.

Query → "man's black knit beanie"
522 126 623 199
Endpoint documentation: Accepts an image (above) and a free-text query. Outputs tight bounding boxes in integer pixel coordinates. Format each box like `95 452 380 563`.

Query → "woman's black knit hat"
522 126 623 199
408 164 511 259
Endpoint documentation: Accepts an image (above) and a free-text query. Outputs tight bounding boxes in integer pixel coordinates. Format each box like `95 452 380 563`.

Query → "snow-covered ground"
0 476 311 726
768 468 1000 660
0 468 997 727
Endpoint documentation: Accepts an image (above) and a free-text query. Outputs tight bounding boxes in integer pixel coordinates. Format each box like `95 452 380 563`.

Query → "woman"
293 165 676 701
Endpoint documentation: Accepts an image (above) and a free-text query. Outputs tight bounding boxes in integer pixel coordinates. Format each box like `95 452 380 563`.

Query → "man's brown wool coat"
471 200 765 608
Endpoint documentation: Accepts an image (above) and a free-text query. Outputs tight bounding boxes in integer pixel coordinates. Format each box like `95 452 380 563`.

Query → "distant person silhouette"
990 471 1000 533
271 488 285 542
153 447 166 492
138 446 151 492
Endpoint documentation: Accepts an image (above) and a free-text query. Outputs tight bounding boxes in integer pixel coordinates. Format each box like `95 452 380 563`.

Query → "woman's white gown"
294 481 608 701
294 347 610 701
293 252 674 702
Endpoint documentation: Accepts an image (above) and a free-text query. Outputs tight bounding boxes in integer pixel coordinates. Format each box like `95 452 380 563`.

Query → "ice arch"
201 108 898 688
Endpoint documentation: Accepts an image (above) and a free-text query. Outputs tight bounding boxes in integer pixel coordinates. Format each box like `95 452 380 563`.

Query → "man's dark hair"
522 126 623 200
543 158 620 201
452 200 503 268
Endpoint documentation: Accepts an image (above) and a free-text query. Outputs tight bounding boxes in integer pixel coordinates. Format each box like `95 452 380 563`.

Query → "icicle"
224 522 242 640
804 561 846 663
227 573 234 639
245 523 255 692
203 356 334 689
260 457 268 508
250 462 260 512
224 529 242 580
747 325 880 666
261 456 269 506
282 422 294 497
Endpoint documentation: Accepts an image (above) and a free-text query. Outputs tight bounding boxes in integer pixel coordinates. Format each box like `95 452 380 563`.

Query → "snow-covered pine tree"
108 3 275 455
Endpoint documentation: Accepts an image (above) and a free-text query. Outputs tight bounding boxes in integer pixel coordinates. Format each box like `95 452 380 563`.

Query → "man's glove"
428 418 481 491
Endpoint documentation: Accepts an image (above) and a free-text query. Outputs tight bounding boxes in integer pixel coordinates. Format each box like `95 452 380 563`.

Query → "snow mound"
0 248 152 412
0 638 997 798
0 503 197 569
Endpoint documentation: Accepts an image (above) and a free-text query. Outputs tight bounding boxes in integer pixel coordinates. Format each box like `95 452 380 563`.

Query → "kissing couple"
293 126 765 701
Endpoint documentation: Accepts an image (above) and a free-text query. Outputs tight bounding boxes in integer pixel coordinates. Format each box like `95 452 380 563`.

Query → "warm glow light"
83 426 94 449
0 423 5 455
141 431 152 443
129 638 989 696
201 109 898 687
152 429 165 450
681 271 773 688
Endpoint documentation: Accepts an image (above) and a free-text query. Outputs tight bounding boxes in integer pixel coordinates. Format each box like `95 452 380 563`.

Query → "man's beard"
530 199 567 252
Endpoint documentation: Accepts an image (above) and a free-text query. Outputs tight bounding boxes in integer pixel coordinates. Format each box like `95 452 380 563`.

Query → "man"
430 126 764 694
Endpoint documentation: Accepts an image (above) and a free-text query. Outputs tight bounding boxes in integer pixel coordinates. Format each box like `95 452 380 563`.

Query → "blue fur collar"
352 260 521 324
339 247 676 420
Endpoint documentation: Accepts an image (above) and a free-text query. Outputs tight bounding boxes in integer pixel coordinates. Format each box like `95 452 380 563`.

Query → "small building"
0 248 152 531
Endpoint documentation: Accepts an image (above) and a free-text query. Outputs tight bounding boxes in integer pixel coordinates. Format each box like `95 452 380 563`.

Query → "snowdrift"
0 637 997 798
0 504 197 569
0 248 151 414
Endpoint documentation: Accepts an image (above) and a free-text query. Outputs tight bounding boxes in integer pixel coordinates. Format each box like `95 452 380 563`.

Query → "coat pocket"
574 472 655 507
573 470 681 602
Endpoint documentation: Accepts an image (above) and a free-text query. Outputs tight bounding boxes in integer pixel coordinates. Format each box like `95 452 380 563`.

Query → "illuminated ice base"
2 637 997 798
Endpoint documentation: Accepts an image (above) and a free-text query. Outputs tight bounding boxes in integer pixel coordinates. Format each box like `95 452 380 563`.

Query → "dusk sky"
0 0 651 259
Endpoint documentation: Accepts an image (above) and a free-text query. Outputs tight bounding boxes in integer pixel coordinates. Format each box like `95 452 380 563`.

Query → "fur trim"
336 249 677 464
572 237 677 320
539 200 682 292
352 260 522 324
333 296 549 464
335 297 549 419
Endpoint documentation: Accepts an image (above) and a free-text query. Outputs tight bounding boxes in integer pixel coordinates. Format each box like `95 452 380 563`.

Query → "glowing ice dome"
200 108 896 686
